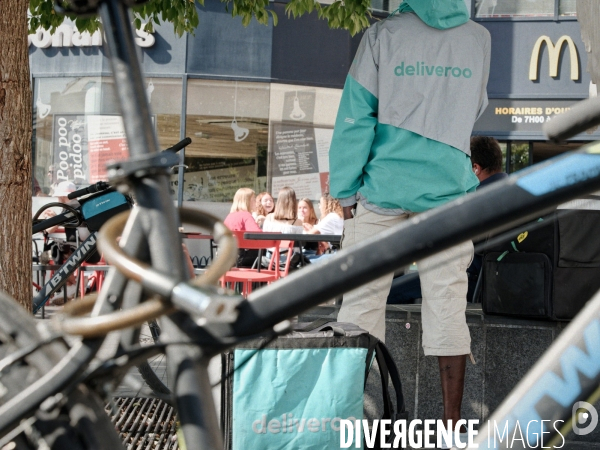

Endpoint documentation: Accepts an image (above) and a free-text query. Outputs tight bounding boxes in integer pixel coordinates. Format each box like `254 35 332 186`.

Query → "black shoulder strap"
375 342 407 420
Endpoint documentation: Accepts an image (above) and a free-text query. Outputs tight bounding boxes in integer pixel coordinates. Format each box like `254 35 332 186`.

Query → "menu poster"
87 115 129 183
269 123 333 200
52 114 89 184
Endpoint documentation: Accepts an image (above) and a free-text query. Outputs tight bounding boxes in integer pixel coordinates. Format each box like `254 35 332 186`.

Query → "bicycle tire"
136 320 171 396
0 292 124 449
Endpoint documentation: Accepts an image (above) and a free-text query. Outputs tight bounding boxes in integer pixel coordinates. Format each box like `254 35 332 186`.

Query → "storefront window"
183 80 270 202
32 77 181 197
509 141 530 172
559 0 576 16
370 0 402 14
498 141 508 172
33 77 117 196
475 0 554 18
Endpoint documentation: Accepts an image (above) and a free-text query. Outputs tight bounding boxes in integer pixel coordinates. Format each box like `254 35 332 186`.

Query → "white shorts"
336 203 472 356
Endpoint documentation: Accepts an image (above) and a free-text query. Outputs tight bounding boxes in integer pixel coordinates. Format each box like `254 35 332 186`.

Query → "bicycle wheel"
136 320 171 396
0 292 124 449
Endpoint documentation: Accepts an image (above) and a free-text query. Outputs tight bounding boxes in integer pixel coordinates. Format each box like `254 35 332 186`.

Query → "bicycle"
0 0 599 448
32 180 124 312
31 140 191 399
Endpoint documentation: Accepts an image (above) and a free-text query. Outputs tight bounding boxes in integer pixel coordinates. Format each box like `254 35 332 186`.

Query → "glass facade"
33 77 342 203
33 77 182 197
182 80 270 202
475 0 576 18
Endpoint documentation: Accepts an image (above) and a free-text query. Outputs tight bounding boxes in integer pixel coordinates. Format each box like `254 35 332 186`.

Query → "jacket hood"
400 0 469 30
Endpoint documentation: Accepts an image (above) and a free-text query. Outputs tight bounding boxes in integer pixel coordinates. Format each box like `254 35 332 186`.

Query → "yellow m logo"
529 35 579 81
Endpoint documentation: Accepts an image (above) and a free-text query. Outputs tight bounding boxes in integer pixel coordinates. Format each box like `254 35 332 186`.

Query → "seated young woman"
261 187 304 268
262 187 303 234
224 187 262 268
303 193 344 260
298 198 319 256
253 191 275 228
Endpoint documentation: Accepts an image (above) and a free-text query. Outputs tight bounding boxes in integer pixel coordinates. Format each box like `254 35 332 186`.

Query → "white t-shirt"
262 214 303 234
315 213 343 235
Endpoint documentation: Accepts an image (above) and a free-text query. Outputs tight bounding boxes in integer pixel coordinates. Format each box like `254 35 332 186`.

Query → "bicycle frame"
32 232 98 313
3 0 600 448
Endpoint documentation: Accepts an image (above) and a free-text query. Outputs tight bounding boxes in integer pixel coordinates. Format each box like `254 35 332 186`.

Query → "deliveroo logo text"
394 61 472 78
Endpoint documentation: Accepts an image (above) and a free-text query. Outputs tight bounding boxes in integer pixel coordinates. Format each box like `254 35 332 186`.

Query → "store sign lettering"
28 24 155 48
529 35 579 81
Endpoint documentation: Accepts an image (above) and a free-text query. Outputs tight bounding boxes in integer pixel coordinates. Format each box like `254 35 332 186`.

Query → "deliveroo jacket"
329 12 491 214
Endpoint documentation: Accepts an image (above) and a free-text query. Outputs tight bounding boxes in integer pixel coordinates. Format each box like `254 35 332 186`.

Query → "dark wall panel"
482 20 589 98
187 0 272 79
271 3 363 88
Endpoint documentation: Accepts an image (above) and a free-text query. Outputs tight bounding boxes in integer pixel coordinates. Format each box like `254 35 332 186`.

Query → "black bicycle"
31 138 192 398
0 0 600 448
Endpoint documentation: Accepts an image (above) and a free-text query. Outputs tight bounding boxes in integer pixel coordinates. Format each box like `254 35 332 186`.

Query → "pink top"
224 211 262 232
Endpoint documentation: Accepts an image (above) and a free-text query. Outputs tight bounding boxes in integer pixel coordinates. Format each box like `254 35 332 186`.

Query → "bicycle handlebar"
163 137 191 154
32 203 82 234
67 137 192 200
67 181 110 200
64 138 190 201
544 96 600 142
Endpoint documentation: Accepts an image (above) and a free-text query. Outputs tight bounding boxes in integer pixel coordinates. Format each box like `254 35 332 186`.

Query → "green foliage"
29 0 371 36
285 0 371 35
510 142 530 173
29 0 201 36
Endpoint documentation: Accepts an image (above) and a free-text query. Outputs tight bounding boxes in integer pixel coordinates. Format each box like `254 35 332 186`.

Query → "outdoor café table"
180 231 216 262
243 233 342 267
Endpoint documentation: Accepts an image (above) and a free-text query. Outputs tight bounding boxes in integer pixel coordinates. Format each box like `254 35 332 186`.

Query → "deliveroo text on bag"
232 347 367 449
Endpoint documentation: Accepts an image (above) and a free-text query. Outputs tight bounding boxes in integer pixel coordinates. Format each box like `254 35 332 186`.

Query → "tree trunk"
0 0 33 311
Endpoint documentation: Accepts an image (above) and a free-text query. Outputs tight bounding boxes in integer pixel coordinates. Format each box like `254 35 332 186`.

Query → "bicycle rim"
137 320 170 396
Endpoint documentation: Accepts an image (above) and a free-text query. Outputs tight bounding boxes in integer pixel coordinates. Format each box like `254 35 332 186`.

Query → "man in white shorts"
328 0 491 439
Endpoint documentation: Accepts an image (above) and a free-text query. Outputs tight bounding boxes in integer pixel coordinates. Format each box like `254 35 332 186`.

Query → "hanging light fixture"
36 94 51 119
231 82 249 142
146 79 155 103
290 90 306 120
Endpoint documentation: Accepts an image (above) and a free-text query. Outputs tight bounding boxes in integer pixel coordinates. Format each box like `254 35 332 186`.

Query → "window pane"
559 0 576 16
33 77 181 198
147 78 183 151
145 78 183 199
370 0 402 14
510 142 530 173
183 80 269 202
475 0 554 18
499 141 508 172
33 77 122 196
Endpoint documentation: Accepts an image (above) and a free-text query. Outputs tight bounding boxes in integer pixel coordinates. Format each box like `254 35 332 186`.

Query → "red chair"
78 256 107 298
220 231 294 297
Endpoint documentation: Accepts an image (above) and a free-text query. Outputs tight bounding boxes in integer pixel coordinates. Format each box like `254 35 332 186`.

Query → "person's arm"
475 29 491 121
181 243 195 277
303 223 321 235
243 212 262 232
329 27 379 210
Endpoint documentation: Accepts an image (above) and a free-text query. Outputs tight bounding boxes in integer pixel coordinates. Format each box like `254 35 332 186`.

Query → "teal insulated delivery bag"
221 320 407 450
79 189 131 231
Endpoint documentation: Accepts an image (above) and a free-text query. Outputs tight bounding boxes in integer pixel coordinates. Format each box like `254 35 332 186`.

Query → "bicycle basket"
79 189 131 231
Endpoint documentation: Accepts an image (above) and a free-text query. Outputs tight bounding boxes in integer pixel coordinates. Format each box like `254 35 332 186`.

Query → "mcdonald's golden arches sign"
529 35 579 81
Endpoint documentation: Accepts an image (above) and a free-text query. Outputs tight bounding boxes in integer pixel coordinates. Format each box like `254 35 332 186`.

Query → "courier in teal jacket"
332 0 490 440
